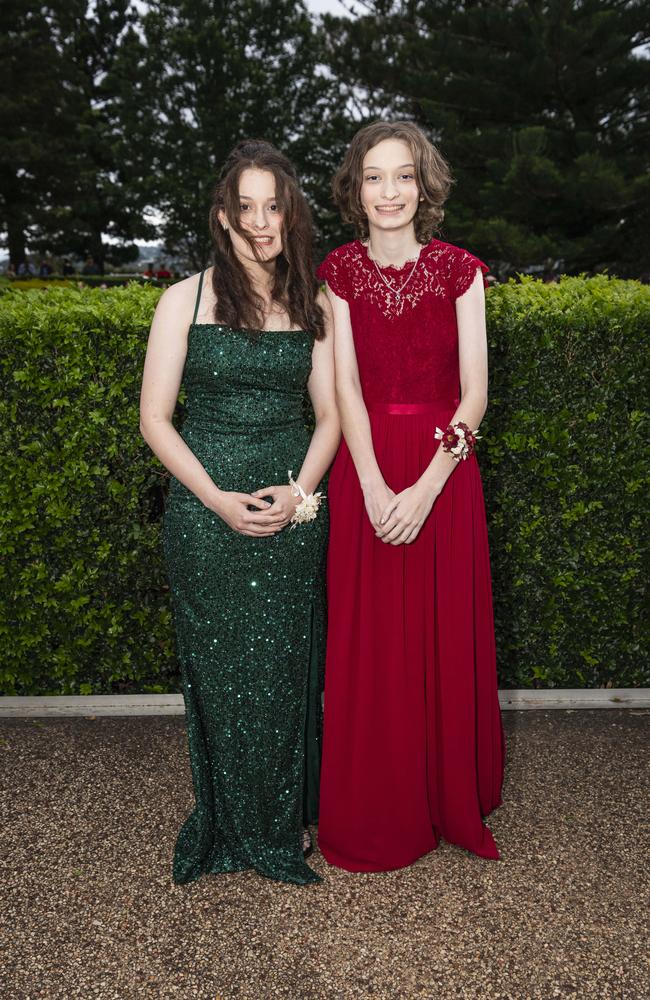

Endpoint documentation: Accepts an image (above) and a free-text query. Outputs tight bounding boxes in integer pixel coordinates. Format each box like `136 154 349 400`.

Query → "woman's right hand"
210 491 285 537
361 478 395 531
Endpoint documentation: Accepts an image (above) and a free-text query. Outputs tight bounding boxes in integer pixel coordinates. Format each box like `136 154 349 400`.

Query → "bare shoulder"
146 270 211 348
156 270 203 315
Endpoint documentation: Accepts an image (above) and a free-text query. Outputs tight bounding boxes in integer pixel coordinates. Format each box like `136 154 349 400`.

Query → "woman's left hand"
250 485 300 529
375 481 439 545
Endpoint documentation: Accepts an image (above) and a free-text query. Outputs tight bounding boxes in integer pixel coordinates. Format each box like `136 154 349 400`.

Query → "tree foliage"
2 1 648 275
0 2 67 264
319 0 650 276
0 1 155 269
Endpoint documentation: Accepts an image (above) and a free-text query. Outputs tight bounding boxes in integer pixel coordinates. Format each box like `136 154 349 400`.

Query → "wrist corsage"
288 471 324 527
434 421 481 461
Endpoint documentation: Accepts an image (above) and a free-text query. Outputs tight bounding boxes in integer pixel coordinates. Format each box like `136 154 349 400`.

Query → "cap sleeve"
451 248 490 300
316 248 350 302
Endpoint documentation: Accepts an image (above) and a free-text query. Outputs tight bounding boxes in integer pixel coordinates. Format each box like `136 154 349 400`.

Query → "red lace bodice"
316 238 489 406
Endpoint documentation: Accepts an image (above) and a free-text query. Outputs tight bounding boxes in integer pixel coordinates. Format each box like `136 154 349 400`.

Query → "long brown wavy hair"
208 140 325 339
332 121 453 244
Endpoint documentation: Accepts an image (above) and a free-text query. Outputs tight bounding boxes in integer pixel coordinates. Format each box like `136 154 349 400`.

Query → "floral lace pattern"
317 239 488 320
316 238 489 405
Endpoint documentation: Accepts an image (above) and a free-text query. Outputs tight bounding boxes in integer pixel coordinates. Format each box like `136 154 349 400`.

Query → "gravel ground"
1 709 648 1000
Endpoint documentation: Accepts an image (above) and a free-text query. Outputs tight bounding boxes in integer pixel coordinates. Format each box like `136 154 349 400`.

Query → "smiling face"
360 138 421 235
219 167 284 264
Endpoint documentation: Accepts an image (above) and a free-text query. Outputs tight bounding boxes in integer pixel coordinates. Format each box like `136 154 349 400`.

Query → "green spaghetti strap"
192 270 205 326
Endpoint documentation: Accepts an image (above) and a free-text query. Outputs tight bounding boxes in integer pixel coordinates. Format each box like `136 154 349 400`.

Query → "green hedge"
482 276 648 688
0 283 175 695
0 277 647 694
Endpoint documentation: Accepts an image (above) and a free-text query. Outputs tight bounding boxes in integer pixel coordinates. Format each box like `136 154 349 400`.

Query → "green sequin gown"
162 277 327 886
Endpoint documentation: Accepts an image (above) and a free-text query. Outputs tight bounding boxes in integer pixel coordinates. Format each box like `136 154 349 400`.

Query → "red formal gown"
317 238 505 871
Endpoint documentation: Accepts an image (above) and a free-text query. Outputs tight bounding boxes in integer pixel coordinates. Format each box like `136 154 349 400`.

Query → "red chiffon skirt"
319 402 505 871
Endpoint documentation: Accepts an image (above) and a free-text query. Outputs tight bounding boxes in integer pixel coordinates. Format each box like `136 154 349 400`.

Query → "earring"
222 223 228 231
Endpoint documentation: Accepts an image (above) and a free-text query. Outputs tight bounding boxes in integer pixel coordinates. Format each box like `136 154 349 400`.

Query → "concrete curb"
1 689 648 717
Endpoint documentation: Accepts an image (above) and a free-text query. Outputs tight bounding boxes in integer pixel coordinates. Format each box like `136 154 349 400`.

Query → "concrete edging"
0 689 648 717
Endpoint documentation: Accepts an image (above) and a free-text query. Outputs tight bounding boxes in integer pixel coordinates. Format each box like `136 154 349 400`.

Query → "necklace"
367 245 421 304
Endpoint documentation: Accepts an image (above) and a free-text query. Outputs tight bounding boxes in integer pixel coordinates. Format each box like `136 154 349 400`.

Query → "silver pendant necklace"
368 244 421 303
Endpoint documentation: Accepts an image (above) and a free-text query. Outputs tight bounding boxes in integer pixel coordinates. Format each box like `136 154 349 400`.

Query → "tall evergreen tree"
0 2 67 264
50 1 157 269
0 1 155 270
319 0 650 276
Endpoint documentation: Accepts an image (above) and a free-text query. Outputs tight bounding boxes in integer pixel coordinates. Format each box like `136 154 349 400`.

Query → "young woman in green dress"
139 140 339 885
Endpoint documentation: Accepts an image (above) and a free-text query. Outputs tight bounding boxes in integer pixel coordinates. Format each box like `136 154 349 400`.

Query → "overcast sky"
305 0 364 16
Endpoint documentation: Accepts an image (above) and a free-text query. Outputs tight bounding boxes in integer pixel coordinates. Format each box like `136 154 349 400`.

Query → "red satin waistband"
368 401 458 415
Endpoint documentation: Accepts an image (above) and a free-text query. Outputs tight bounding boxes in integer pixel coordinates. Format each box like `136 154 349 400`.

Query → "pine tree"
0 2 68 265
0 1 155 270
319 0 650 277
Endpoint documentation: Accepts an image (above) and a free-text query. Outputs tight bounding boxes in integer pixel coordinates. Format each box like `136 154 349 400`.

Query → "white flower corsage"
288 471 324 527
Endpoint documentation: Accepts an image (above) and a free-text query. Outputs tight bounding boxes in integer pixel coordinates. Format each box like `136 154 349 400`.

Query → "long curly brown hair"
332 121 453 244
208 140 325 339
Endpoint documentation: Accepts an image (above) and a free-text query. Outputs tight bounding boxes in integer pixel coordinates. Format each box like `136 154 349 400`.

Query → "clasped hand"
374 481 437 546
213 485 299 537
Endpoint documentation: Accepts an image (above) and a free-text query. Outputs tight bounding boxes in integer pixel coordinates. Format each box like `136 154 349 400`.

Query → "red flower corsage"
434 421 481 461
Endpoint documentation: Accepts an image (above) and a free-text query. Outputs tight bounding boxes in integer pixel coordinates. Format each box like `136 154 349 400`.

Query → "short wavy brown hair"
332 120 453 243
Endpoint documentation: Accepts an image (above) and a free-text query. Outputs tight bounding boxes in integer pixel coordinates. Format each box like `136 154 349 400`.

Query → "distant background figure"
62 259 76 276
81 256 100 275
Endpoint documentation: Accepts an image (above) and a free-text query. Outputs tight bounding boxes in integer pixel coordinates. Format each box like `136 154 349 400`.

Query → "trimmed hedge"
0 277 648 694
1 283 175 695
482 276 648 688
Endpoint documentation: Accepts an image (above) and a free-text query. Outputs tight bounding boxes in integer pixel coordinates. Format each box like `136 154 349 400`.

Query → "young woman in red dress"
317 121 505 871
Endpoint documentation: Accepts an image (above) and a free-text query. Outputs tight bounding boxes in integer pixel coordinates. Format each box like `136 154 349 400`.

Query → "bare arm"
324 285 395 528
139 275 279 536
139 276 219 507
294 292 341 494
251 292 340 519
418 269 488 494
377 270 488 544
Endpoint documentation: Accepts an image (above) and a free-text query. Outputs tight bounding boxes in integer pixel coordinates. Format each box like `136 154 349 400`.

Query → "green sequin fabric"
162 322 327 886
